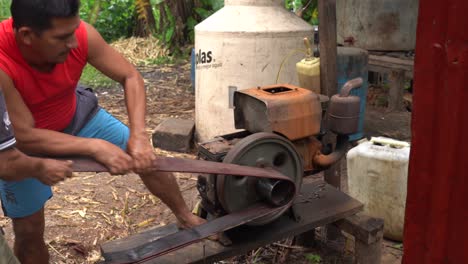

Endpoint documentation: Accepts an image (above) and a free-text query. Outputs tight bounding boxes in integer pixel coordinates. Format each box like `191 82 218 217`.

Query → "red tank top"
0 18 88 131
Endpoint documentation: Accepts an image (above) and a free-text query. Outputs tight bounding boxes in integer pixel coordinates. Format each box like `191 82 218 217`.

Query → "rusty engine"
196 78 363 225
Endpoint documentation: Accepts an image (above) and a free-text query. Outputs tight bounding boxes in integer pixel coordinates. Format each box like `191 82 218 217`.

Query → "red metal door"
403 0 468 263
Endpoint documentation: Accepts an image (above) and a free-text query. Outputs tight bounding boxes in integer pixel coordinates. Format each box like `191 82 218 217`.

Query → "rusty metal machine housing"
234 84 322 141
197 79 363 226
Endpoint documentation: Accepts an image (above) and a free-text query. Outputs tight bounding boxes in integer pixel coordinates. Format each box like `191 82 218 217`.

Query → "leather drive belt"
71 156 297 264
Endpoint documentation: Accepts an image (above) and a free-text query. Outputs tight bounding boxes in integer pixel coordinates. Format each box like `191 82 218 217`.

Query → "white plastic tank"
194 0 314 141
347 137 410 241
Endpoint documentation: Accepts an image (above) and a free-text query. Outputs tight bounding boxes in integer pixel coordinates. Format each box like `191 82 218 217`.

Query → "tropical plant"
285 0 319 25
0 0 11 21
135 0 156 37
80 0 135 42
153 0 318 51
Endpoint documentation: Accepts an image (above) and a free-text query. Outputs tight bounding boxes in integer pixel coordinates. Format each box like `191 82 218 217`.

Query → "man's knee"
12 208 45 242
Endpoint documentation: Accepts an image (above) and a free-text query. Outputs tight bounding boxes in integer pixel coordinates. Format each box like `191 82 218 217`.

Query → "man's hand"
127 133 155 174
36 159 73 186
90 139 134 175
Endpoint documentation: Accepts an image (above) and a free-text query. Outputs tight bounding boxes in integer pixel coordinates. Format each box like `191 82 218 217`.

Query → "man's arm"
0 145 39 181
0 70 101 156
85 23 146 136
0 70 133 175
85 22 155 172
0 148 72 185
0 89 73 185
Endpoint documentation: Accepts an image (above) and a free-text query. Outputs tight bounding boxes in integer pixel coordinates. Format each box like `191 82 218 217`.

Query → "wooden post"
319 0 338 99
319 0 339 189
334 214 384 264
318 0 343 242
296 0 340 246
387 69 406 112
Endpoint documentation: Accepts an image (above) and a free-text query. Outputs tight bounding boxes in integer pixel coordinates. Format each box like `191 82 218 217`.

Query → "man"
0 0 205 263
0 88 73 264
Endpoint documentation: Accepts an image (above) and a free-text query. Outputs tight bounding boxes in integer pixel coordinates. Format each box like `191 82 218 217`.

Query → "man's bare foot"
176 212 220 241
177 212 207 229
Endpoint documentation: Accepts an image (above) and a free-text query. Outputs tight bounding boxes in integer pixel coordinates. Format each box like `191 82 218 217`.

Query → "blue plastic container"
191 48 196 92
337 47 369 141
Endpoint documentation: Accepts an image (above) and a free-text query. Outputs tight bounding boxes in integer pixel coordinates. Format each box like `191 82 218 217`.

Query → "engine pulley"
217 132 303 225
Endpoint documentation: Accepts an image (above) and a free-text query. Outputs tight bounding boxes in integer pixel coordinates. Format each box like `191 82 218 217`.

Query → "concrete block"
152 118 195 153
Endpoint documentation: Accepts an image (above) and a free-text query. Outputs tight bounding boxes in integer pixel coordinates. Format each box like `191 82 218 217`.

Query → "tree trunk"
166 0 194 45
134 0 156 37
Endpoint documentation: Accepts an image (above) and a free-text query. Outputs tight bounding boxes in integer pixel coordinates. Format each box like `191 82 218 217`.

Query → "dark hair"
11 0 80 32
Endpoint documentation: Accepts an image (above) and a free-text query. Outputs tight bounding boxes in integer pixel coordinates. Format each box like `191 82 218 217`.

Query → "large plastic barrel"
194 0 313 142
337 47 368 141
347 137 410 241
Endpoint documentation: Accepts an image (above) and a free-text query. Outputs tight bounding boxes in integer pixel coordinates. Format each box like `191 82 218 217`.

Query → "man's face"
28 16 81 64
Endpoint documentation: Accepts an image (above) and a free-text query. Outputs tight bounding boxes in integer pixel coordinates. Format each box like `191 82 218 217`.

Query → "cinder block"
152 118 195 153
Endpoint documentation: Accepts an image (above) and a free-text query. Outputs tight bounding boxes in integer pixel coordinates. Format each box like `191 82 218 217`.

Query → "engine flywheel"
217 132 303 225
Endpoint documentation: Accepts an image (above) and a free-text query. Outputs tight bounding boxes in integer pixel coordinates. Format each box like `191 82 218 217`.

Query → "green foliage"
80 64 117 88
185 0 223 43
0 0 11 21
80 0 135 42
285 0 319 25
304 253 322 264
152 3 176 45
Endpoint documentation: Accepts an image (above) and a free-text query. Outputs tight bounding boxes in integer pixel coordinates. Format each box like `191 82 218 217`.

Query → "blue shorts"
0 109 129 218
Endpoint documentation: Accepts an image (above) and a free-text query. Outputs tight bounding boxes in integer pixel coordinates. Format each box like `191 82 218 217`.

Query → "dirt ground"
0 62 409 263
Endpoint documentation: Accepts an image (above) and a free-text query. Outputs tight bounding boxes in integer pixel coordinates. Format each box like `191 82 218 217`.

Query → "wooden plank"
101 182 362 264
368 54 414 73
368 64 414 79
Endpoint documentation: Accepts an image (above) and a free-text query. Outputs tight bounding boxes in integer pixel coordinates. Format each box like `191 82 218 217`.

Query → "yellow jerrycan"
296 38 321 94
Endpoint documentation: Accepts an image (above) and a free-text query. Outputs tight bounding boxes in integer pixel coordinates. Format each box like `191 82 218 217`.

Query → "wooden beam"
319 0 338 97
318 0 340 189
316 0 344 243
387 69 406 112
100 182 363 264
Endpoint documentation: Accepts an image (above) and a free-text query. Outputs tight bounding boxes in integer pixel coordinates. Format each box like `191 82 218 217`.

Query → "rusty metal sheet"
403 0 468 263
234 84 322 140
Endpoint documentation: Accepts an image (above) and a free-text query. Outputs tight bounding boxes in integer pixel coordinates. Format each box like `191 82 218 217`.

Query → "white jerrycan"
347 137 410 241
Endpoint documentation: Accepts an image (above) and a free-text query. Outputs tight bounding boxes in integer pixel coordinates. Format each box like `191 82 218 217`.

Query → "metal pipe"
256 179 295 206
339 77 363 97
313 135 349 168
